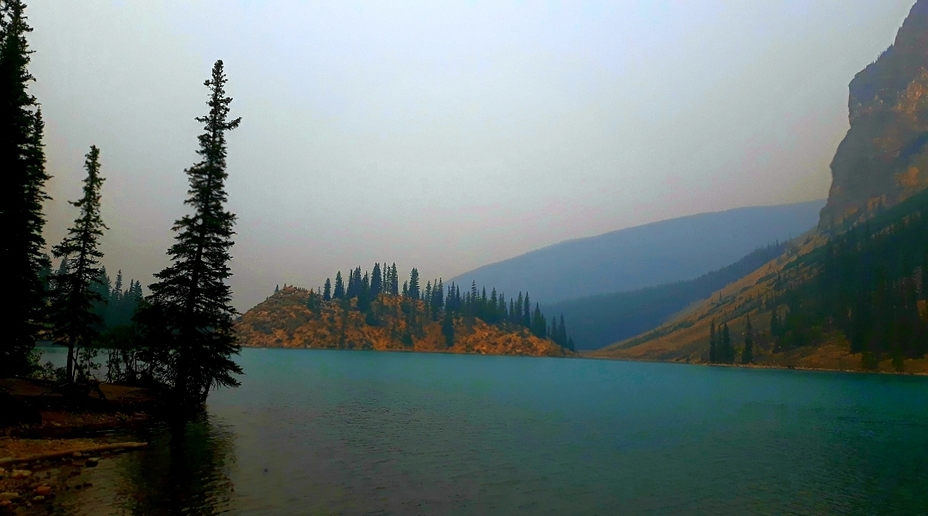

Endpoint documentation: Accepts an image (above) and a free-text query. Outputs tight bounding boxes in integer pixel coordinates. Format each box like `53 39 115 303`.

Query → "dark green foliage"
441 310 454 347
408 268 420 300
138 60 242 409
47 145 107 382
312 264 574 350
323 278 331 301
709 319 717 363
531 303 546 338
333 271 344 299
388 263 399 296
768 187 928 367
742 315 754 364
719 323 735 363
0 1 50 376
306 289 319 311
370 263 382 298
769 306 782 342
103 271 143 329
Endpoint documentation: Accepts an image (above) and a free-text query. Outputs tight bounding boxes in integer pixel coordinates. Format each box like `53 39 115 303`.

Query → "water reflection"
114 417 237 515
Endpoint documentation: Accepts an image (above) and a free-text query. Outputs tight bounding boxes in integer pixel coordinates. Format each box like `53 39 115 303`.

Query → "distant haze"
31 1 914 310
453 200 825 304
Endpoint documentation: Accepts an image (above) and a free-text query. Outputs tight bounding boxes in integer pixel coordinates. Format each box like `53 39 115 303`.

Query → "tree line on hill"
2 1 241 412
545 243 786 351
761 189 928 369
293 264 575 351
706 316 753 365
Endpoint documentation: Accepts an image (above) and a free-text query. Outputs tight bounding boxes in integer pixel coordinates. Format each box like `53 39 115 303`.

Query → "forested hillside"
544 243 785 351
237 263 575 357
596 189 928 373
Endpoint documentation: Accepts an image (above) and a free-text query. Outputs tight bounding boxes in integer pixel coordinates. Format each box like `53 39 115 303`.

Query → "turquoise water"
40 348 928 515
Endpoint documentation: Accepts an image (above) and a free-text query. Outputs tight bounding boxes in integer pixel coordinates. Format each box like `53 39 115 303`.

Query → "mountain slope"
543 243 786 351
453 200 823 304
594 189 928 374
597 0 928 372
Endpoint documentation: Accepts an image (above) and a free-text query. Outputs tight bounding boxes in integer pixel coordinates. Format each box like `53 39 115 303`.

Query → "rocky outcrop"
820 0 928 229
236 287 571 358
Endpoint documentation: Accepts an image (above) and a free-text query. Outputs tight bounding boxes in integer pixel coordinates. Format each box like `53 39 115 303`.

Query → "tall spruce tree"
370 262 382 298
408 268 420 300
323 278 331 301
709 319 717 363
0 1 50 376
47 145 107 382
742 315 754 364
141 60 242 408
333 271 344 299
720 322 733 363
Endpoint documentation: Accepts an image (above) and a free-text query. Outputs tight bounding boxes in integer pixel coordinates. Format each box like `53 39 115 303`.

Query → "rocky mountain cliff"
236 287 571 358
595 1 928 374
820 0 928 229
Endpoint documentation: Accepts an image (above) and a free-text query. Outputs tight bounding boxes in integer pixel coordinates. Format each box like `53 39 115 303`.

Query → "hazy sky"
31 0 914 310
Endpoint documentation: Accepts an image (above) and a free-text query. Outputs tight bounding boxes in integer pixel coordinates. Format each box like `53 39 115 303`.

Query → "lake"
38 347 928 515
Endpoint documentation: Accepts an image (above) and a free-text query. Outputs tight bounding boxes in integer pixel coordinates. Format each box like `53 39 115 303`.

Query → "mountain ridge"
453 200 825 304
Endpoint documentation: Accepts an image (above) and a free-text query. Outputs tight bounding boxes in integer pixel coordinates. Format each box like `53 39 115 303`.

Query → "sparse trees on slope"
47 145 107 383
0 1 50 376
742 315 754 364
139 60 242 409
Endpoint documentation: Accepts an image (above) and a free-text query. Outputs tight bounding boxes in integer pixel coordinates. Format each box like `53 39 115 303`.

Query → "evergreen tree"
389 263 399 295
523 293 531 328
323 278 331 301
408 268 420 300
441 310 454 347
47 145 107 382
333 271 344 299
139 60 242 408
370 262 382 298
770 306 781 339
720 322 733 363
557 314 568 348
346 267 357 298
742 315 754 364
0 1 50 376
709 319 717 363
531 303 546 338
357 271 371 312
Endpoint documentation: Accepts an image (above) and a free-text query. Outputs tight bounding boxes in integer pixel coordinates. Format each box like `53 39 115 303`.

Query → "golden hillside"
236 287 572 358
591 231 928 374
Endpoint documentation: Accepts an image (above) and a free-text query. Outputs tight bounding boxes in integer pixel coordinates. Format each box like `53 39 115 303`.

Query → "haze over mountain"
544 243 786 351
452 200 824 304
29 2 914 311
601 0 928 373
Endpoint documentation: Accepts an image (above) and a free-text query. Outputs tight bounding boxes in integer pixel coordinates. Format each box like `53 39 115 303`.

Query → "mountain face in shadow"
453 200 824 305
543 243 786 351
820 0 928 229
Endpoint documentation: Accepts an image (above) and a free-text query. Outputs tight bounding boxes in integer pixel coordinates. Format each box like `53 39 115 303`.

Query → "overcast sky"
31 0 914 310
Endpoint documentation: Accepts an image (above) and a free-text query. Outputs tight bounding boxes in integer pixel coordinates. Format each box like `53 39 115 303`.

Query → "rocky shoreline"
0 378 160 514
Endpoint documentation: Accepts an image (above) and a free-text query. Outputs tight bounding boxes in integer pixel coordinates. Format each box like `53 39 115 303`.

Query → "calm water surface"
40 348 928 515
